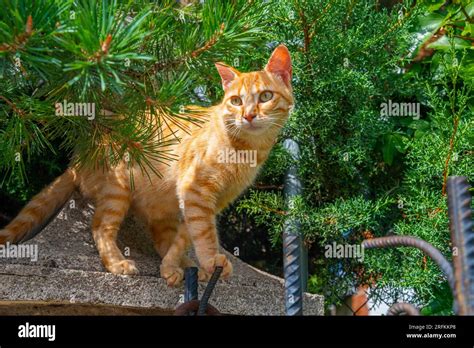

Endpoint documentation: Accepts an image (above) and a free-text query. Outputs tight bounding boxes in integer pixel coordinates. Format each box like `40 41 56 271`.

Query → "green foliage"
1 0 472 316
0 0 269 186
238 0 473 313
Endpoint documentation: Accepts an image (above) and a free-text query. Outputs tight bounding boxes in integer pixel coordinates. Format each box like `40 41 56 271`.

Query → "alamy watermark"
217 148 257 168
55 100 96 120
0 242 38 262
324 242 364 262
380 100 420 120
18 322 55 341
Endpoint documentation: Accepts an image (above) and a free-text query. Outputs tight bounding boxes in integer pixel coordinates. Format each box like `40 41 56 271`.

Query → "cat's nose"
244 113 257 123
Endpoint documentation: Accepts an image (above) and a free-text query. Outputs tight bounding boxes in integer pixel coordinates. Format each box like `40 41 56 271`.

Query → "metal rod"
387 302 420 316
184 267 199 303
447 176 474 315
362 236 455 293
283 138 306 316
197 266 222 316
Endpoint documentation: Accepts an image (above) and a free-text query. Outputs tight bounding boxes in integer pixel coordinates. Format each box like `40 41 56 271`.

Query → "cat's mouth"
241 122 265 132
231 118 267 134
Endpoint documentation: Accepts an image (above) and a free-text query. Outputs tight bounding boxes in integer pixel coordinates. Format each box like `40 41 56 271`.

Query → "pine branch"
89 34 113 62
0 15 33 53
0 95 25 116
153 23 225 72
0 0 269 184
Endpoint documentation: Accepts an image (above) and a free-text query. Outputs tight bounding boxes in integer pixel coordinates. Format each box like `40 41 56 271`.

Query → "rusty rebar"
184 267 199 303
197 266 222 316
387 302 420 316
362 236 455 293
174 300 221 316
447 176 474 315
175 266 222 316
283 138 306 316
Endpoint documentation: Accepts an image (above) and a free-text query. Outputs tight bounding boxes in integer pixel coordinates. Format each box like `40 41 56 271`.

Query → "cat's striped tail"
0 169 76 244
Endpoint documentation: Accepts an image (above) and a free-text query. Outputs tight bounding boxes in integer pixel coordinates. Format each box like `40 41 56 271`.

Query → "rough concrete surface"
0 193 323 315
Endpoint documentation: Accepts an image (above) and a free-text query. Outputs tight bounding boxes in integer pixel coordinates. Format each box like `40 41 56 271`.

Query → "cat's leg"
150 219 194 269
158 222 192 286
150 219 178 259
91 190 137 275
177 185 233 280
157 222 211 286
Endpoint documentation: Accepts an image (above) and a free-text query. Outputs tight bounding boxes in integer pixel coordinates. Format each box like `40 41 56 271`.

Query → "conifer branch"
94 34 113 62
0 15 33 53
0 96 25 117
153 23 225 71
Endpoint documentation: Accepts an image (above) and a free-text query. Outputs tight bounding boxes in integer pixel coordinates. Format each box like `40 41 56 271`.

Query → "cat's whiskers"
267 122 284 129
265 116 285 129
223 120 242 139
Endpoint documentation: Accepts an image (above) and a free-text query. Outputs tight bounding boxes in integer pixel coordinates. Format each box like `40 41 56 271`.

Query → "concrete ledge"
0 194 323 315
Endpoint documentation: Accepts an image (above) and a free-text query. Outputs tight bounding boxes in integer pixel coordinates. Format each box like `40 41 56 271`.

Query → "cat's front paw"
160 264 184 287
198 268 212 282
108 259 139 275
0 229 15 244
201 254 233 280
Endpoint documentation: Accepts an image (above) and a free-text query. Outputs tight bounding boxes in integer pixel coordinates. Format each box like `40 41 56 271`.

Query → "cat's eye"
230 96 243 106
259 91 273 103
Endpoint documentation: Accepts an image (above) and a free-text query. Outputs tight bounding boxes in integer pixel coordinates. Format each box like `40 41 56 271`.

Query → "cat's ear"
265 44 292 87
215 62 240 90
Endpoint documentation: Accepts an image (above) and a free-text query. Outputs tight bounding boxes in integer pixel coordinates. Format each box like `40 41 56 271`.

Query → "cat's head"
215 45 293 138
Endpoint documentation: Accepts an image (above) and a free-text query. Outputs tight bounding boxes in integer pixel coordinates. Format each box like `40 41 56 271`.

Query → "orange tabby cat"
0 45 293 286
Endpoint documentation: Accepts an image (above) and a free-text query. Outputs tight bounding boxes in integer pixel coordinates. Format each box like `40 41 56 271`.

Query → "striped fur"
0 45 294 286
0 169 76 244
